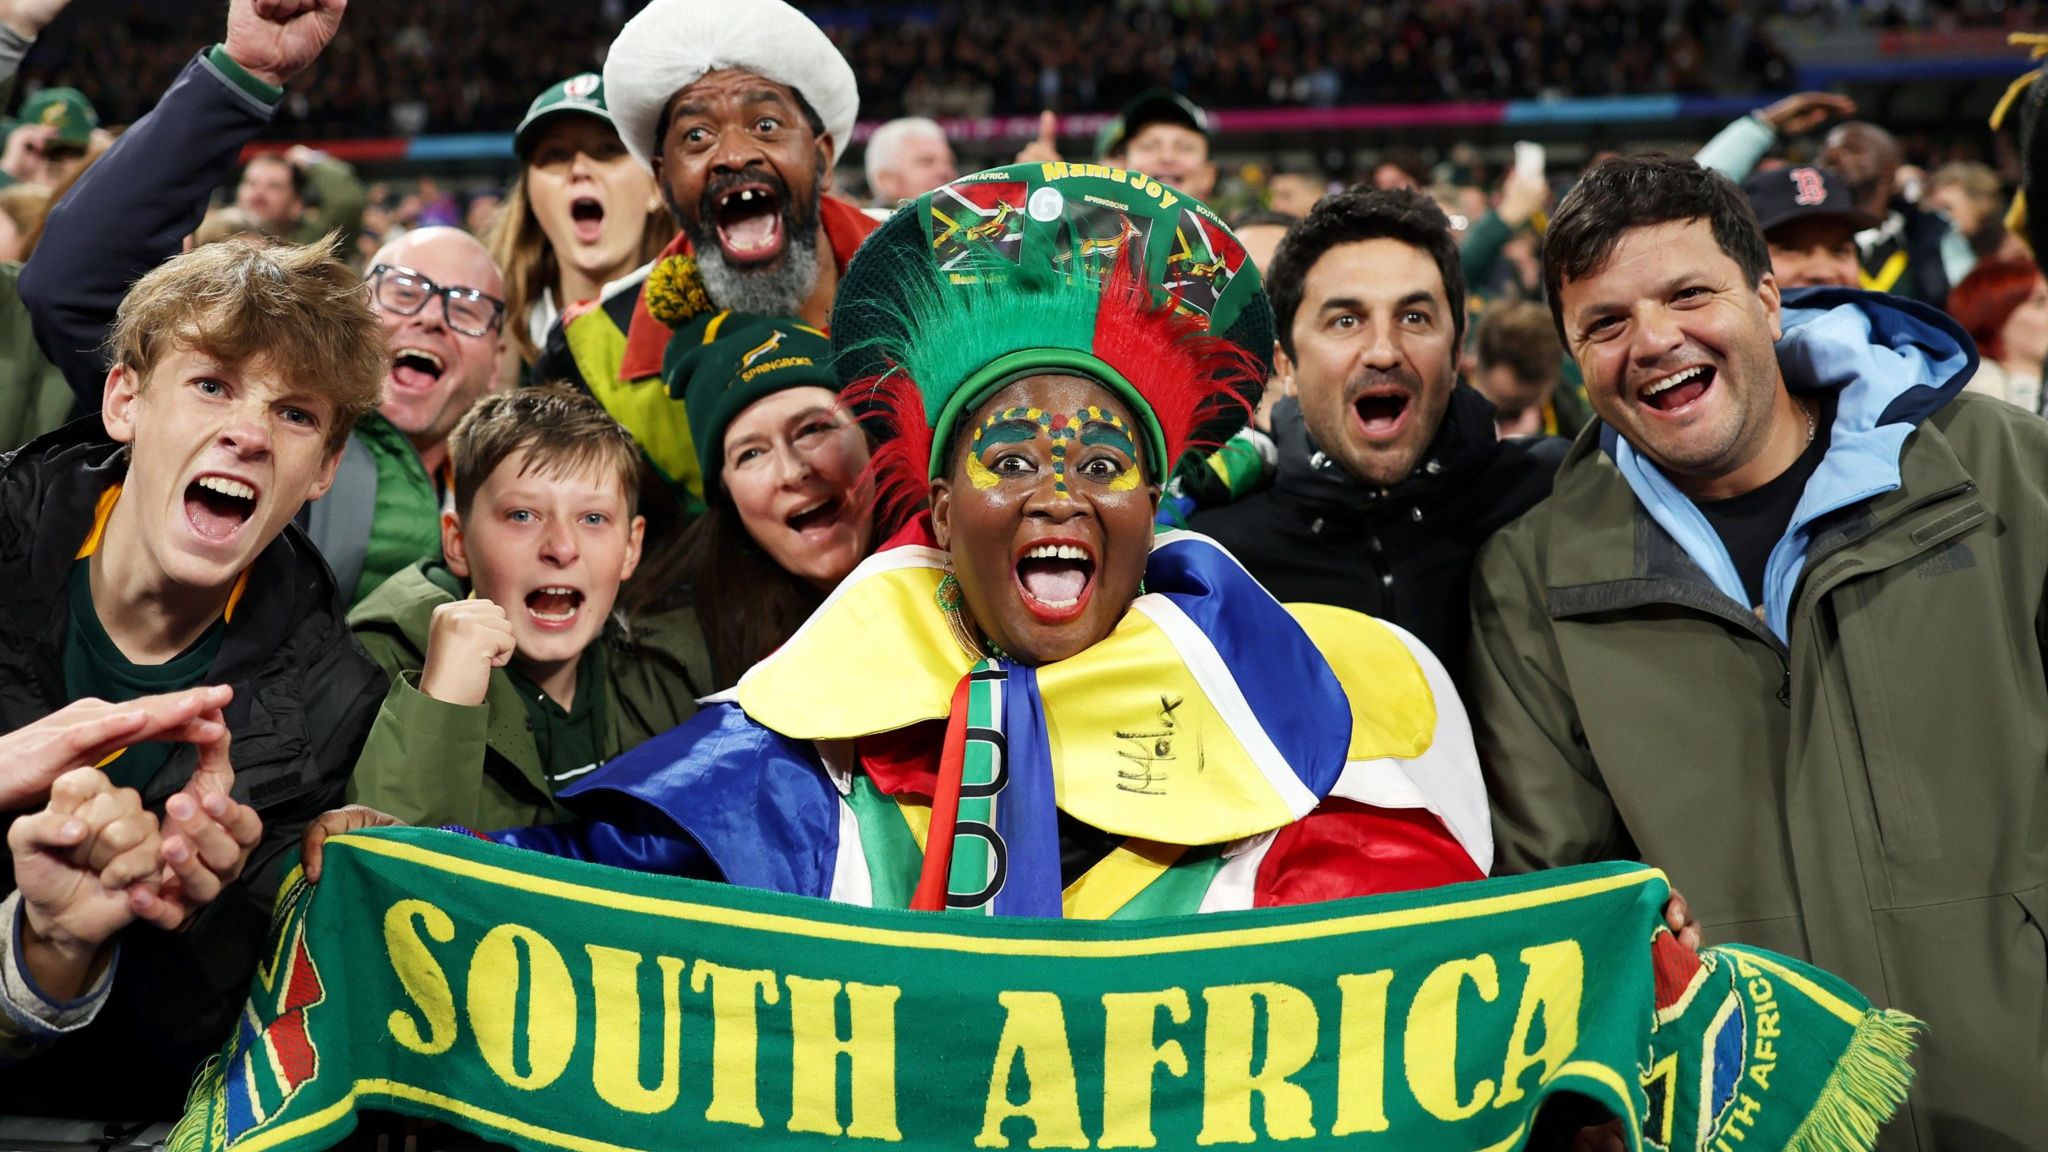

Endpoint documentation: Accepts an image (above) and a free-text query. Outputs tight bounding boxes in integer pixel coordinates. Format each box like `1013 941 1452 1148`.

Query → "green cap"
19 87 96 149
513 73 615 160
832 161 1271 482
1098 89 1210 160
664 312 837 485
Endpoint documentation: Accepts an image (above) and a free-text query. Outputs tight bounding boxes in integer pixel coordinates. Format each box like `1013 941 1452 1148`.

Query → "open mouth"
1351 389 1412 439
1639 364 1714 414
569 196 605 244
1014 540 1096 622
786 496 846 537
714 185 786 264
389 346 445 393
525 585 584 626
185 473 259 542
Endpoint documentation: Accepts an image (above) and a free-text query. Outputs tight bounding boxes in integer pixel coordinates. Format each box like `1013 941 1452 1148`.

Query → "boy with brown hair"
346 384 711 829
0 236 389 1114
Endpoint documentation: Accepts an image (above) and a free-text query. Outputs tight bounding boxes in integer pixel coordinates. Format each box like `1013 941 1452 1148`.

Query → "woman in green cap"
635 311 877 688
486 73 672 377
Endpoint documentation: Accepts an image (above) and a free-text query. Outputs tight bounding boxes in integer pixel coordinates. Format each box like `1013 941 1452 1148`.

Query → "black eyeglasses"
368 264 506 337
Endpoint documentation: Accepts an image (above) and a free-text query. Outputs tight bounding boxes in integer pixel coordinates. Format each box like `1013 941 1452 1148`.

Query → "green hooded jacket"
346 560 713 829
1468 293 2048 1150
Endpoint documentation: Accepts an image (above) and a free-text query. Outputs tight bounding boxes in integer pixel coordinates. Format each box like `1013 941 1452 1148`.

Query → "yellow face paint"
965 405 1143 498
965 449 1002 490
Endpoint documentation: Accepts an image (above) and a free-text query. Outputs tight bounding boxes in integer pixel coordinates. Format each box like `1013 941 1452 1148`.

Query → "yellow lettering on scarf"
1098 988 1191 1148
1197 982 1319 1142
1494 941 1584 1108
1405 954 1498 1121
1041 162 1070 182
1333 971 1394 1135
468 924 577 1091
586 946 688 1114
384 899 456 1056
691 961 780 1127
977 991 1088 1148
786 976 904 1140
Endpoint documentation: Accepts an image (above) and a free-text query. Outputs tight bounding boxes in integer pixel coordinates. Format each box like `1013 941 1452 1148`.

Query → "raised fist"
417 598 516 708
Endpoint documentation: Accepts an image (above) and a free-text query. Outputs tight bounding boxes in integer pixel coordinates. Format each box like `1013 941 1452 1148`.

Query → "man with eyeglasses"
304 226 508 605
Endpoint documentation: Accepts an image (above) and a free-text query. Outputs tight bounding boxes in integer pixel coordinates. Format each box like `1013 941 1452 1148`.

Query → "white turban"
602 0 860 171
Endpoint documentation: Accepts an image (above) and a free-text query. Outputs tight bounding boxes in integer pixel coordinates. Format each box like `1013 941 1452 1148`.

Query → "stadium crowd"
0 0 2044 1149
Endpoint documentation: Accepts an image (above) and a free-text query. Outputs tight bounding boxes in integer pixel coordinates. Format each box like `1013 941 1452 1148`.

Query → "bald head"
367 226 506 457
1821 122 1902 215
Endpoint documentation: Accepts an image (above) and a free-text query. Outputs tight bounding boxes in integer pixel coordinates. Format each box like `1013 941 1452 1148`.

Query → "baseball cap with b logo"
1741 165 1882 235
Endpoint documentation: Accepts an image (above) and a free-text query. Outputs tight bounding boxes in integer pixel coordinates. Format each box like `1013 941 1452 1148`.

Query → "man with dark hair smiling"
1192 188 1563 691
535 0 879 519
1470 153 2048 1148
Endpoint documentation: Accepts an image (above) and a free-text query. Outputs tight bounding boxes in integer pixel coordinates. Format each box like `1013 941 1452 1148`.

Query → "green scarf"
172 828 1917 1152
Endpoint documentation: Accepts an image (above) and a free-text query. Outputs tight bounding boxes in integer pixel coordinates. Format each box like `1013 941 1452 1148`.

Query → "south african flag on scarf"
173 830 1917 1152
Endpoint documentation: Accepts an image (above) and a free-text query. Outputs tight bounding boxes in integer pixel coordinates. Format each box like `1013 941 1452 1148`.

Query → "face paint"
1076 406 1143 492
968 404 1143 499
935 375 1157 668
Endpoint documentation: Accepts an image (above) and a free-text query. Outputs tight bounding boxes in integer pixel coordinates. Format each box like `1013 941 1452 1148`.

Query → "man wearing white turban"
535 0 880 525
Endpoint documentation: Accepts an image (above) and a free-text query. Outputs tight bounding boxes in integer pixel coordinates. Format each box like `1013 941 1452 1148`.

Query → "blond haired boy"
347 385 711 829
0 237 388 1114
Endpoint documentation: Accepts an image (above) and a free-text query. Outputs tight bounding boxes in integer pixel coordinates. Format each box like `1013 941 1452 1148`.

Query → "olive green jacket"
1469 389 2048 1151
346 560 713 830
0 263 75 453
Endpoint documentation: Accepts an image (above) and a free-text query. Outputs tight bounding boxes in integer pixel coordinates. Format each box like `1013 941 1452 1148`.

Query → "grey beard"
693 231 821 317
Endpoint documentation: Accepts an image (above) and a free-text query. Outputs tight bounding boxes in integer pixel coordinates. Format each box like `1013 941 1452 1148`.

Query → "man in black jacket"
1192 188 1565 691
0 237 388 1116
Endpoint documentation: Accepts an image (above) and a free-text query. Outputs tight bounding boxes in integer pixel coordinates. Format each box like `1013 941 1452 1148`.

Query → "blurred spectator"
1820 121 1956 304
1230 208 1295 273
1100 88 1215 200
1267 170 1326 217
1741 165 1875 289
1227 207 1298 432
465 188 502 237
1458 163 1550 316
232 152 301 235
5 0 2025 138
1191 188 1563 692
1927 161 2016 264
189 203 264 249
0 180 46 260
234 145 366 250
1372 148 1428 191
1473 299 1580 440
13 126 103 261
10 86 93 186
864 116 956 209
1949 257 2047 413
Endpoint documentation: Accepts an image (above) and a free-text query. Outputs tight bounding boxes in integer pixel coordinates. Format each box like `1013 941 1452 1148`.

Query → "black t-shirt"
1697 394 1835 611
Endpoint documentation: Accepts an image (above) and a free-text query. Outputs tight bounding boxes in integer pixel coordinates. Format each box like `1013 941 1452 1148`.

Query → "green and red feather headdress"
831 162 1275 530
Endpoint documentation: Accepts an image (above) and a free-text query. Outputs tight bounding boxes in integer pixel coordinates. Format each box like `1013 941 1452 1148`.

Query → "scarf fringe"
164 1054 221 1152
1782 1009 1923 1152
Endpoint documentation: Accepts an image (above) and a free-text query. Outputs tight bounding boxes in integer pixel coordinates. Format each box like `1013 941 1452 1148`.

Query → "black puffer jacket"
0 422 385 1118
1191 387 1565 692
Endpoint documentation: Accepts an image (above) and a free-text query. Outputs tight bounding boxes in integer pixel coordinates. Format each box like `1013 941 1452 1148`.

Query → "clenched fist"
417 598 516 707
9 767 162 999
